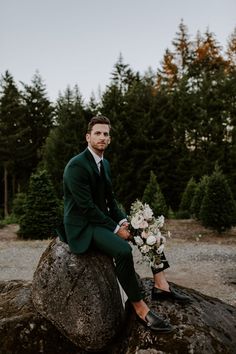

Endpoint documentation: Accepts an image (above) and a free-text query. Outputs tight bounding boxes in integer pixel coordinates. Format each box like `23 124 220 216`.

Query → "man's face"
86 123 111 156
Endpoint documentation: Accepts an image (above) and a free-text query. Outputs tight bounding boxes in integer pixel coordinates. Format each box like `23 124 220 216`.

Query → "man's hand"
117 225 130 240
121 221 129 228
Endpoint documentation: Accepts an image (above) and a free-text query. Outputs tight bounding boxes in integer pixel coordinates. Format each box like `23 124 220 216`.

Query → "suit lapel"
84 148 111 185
84 148 100 176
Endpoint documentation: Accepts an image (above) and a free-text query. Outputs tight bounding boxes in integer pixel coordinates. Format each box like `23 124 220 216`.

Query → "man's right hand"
117 225 130 240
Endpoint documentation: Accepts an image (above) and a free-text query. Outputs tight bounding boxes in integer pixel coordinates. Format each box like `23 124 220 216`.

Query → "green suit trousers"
92 226 143 302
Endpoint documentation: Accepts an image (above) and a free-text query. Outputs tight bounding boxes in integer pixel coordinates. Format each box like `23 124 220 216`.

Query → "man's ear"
108 136 111 144
86 133 90 143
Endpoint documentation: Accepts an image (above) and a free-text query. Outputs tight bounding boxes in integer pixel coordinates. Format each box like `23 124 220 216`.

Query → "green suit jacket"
59 148 126 254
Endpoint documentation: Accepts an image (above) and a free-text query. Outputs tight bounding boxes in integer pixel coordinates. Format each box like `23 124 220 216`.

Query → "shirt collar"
88 146 103 165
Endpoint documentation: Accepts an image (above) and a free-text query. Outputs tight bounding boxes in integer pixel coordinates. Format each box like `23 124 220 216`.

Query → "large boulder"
119 278 236 354
0 280 82 354
32 238 125 352
1 277 236 353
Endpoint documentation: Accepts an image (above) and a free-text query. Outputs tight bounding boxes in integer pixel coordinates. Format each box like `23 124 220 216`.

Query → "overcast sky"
1 0 235 103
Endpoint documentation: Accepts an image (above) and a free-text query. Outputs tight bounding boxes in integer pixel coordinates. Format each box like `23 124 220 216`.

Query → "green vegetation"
179 177 197 218
18 169 61 239
1 21 236 234
142 171 168 217
199 168 236 233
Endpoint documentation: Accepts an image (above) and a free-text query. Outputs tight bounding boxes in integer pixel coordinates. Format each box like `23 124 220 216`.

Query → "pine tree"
21 71 54 168
43 86 87 196
142 171 168 217
199 168 236 232
179 177 197 217
191 175 209 219
18 169 61 239
0 71 29 216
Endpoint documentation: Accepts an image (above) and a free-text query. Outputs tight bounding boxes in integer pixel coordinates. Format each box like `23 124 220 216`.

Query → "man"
60 116 189 333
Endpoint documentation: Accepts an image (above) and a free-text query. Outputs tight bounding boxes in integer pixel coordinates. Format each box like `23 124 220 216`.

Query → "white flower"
140 244 151 254
131 213 144 229
143 204 153 220
146 235 157 246
156 244 165 254
134 236 144 246
156 215 165 228
141 230 149 239
139 220 149 229
129 199 169 269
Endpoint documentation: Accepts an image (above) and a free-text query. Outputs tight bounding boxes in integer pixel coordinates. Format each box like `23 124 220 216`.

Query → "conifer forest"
1 22 236 233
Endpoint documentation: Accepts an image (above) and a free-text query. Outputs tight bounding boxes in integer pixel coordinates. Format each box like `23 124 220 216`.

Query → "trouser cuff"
151 252 170 274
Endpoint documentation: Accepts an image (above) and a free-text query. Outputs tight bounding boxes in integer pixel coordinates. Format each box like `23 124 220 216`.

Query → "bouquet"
128 199 169 270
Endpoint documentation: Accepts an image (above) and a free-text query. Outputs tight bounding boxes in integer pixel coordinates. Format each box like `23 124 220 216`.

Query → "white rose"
146 235 157 246
134 236 144 246
139 220 149 229
143 204 153 220
131 213 144 229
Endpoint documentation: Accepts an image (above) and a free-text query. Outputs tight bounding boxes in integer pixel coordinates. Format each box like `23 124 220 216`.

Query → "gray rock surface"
32 238 125 352
119 278 236 354
1 278 236 353
0 280 82 354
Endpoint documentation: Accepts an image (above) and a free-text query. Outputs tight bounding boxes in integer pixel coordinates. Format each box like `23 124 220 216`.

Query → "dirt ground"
0 220 236 307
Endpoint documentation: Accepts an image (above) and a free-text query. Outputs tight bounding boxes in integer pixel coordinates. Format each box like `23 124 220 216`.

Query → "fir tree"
179 177 197 217
21 71 54 164
43 86 87 196
18 169 61 239
142 171 168 217
191 175 209 219
199 168 236 233
0 71 29 216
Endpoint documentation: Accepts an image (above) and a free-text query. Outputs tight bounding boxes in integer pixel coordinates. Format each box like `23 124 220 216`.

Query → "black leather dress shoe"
152 287 192 303
138 310 174 333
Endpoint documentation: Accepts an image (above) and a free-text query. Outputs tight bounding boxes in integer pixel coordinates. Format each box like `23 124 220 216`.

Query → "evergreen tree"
43 86 87 196
191 175 209 219
100 57 138 207
11 192 27 221
199 168 236 232
142 171 168 217
21 72 54 167
179 177 197 217
0 71 29 216
18 169 61 239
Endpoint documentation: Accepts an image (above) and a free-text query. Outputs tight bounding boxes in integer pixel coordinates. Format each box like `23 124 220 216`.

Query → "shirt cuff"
119 218 127 226
114 225 120 234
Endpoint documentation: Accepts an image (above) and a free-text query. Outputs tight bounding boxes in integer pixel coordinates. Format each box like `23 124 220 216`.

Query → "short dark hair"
87 116 111 133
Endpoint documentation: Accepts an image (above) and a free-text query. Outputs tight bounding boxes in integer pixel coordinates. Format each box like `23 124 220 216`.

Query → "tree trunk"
3 163 9 217
12 174 16 198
